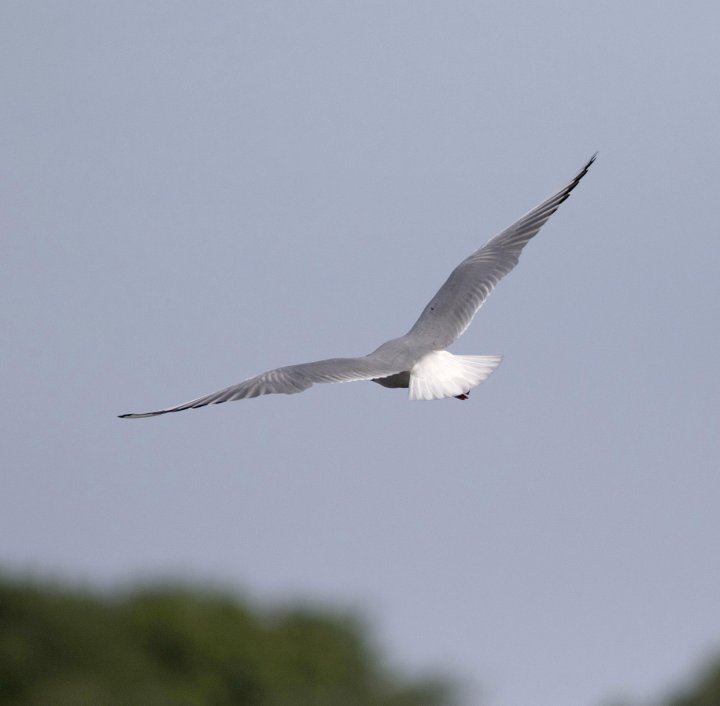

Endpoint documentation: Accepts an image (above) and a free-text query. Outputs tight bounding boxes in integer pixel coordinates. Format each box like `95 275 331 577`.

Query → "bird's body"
120 155 595 418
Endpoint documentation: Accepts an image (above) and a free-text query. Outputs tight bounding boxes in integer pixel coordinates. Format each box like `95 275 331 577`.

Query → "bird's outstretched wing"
119 357 399 418
406 154 596 349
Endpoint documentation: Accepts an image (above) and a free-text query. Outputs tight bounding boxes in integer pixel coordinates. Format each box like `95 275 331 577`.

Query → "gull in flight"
120 155 595 418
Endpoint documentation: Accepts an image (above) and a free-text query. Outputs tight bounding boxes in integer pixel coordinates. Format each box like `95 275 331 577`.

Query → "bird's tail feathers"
409 351 502 401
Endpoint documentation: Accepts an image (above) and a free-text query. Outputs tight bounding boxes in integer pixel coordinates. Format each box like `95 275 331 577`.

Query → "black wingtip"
565 152 598 194
118 411 164 419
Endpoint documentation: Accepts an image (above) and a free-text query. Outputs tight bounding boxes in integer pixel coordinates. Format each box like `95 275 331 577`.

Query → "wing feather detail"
119 357 399 418
406 154 596 349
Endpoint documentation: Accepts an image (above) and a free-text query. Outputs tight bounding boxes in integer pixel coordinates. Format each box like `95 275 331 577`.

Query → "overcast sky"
2 2 720 705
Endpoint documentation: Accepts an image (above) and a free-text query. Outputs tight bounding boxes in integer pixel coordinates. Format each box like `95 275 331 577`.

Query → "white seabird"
120 154 595 418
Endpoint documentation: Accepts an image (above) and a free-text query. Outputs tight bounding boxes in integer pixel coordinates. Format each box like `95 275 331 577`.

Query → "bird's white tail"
409 351 502 401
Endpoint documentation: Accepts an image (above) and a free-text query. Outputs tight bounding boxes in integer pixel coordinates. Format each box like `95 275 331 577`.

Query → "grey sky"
2 2 719 706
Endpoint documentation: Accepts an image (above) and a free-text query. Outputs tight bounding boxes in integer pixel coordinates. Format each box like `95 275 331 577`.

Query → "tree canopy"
0 575 454 706
660 658 720 706
3 573 720 706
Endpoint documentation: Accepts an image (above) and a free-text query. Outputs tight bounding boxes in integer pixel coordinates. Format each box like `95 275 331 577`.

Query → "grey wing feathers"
118 357 399 418
406 154 596 349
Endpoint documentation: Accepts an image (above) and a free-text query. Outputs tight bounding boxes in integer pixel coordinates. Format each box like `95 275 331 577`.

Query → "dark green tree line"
3 573 720 706
660 658 720 706
0 575 454 706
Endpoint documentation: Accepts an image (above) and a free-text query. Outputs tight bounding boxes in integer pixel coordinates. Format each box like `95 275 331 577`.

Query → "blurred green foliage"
3 572 720 706
661 658 720 706
0 575 454 706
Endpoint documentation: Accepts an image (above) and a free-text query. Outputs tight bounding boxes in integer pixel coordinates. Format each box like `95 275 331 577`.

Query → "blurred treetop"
0 574 455 706
3 573 720 706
